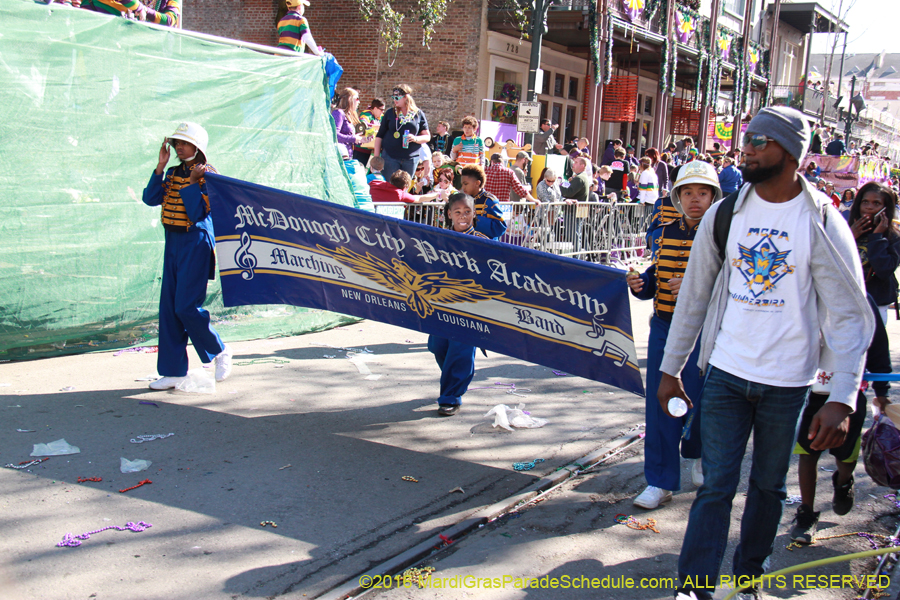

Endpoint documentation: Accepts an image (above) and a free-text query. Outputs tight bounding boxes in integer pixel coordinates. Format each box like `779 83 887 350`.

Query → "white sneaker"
633 485 673 509
215 345 233 382
692 459 704 487
149 376 187 390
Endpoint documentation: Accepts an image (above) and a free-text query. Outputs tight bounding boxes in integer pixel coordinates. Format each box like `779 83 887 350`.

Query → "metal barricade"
371 199 652 265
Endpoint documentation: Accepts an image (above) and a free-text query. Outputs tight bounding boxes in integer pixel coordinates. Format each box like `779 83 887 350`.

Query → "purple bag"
862 414 900 488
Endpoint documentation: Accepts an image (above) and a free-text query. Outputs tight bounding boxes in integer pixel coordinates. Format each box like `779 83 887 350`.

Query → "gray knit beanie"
745 106 810 164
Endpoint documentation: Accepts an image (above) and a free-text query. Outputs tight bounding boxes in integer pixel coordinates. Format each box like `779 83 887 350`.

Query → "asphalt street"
2 296 900 600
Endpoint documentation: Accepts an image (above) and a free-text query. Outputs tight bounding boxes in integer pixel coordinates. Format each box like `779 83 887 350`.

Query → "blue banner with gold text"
206 173 643 396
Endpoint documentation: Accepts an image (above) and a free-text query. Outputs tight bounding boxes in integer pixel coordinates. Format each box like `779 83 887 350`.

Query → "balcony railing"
771 85 841 122
548 0 593 10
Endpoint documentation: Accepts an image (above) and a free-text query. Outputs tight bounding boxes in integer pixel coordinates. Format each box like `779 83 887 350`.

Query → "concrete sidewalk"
1 299 653 600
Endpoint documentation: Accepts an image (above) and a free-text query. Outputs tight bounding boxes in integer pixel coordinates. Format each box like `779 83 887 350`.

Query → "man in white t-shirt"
656 106 874 600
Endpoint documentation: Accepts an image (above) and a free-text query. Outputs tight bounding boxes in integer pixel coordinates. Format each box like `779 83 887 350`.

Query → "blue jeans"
381 152 418 180
678 366 809 588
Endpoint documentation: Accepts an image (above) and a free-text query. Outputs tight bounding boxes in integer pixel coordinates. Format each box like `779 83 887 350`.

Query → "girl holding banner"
427 193 489 416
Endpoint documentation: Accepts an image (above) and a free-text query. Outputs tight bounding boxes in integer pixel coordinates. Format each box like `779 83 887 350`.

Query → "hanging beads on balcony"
604 10 614 85
590 0 601 83
659 38 669 93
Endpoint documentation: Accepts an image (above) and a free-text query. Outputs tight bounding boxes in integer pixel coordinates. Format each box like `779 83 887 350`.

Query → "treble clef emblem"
235 231 257 280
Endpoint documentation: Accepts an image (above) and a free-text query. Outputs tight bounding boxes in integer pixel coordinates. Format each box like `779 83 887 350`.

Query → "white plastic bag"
484 404 548 431
31 438 81 456
174 368 215 394
120 457 152 473
485 404 513 431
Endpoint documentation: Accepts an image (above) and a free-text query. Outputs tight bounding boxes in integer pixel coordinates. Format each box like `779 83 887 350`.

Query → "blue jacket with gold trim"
632 214 699 321
473 190 507 240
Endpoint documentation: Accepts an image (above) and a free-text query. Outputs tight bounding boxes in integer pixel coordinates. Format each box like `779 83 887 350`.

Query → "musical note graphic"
585 314 605 339
235 231 257 280
592 340 629 367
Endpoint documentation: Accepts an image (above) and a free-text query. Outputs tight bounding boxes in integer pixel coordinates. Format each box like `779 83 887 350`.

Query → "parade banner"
800 155 891 192
206 174 644 396
709 119 749 150
802 155 859 190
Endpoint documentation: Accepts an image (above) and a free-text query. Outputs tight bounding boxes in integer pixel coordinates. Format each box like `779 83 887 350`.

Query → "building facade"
182 0 887 155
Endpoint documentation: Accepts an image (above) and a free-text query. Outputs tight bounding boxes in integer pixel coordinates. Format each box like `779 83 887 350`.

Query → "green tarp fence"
0 0 359 359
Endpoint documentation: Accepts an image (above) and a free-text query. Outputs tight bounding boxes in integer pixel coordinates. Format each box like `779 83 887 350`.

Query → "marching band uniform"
630 162 722 505
142 122 231 388
428 225 488 416
633 216 705 493
472 190 506 240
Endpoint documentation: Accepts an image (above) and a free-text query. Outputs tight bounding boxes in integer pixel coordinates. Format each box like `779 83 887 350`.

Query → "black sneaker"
437 404 460 417
736 585 762 600
674 587 713 600
832 471 855 516
789 504 820 544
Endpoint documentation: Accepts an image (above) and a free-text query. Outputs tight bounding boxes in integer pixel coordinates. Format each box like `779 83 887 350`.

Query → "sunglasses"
742 133 776 150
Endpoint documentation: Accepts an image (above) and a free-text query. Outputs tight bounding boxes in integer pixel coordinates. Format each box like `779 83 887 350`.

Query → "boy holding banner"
428 193 489 416
626 161 722 509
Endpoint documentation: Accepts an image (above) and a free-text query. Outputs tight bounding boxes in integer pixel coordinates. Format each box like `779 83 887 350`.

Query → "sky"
809 0 900 55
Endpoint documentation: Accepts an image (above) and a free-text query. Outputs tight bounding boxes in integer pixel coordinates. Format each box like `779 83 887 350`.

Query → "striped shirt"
452 136 485 166
91 0 141 15
146 0 181 27
637 169 659 204
277 11 310 53
161 163 218 231
645 194 681 245
458 225 489 239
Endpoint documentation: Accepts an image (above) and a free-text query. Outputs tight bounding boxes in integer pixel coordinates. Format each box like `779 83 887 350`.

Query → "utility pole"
729 0 755 149
768 0 783 95
844 74 857 142
818 0 842 124
524 0 554 150
836 31 848 109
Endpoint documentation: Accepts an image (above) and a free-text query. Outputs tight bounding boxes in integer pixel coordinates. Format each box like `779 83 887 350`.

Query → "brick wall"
307 0 487 126
186 0 280 46
186 0 487 127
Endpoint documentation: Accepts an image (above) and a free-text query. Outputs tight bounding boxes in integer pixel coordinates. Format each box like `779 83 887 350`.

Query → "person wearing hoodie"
659 106 874 600
846 181 900 323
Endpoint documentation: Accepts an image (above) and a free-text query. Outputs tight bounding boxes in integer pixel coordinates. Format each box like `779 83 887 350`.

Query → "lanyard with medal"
394 109 415 139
